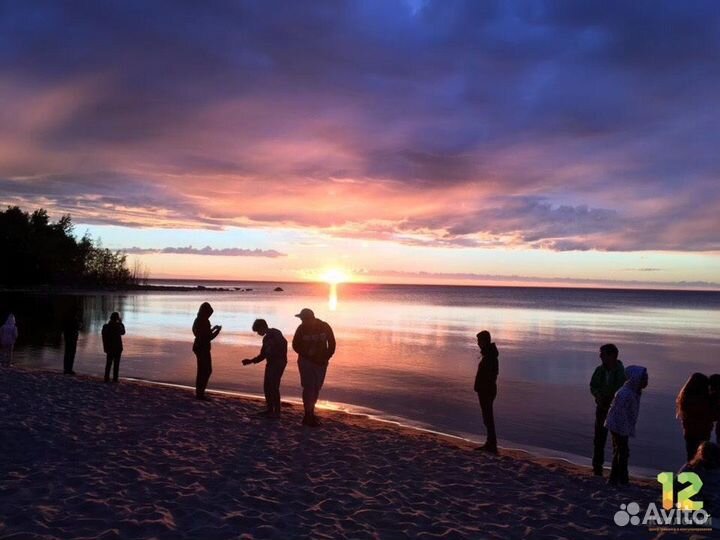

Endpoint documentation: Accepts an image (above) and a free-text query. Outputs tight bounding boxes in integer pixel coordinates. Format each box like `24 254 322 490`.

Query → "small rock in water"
274 287 284 292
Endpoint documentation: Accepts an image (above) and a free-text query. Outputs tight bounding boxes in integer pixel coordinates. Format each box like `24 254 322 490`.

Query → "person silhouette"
292 308 335 427
589 344 626 476
710 374 720 444
605 365 649 486
242 319 288 417
192 302 221 400
676 373 714 461
101 312 125 383
63 313 82 375
0 314 18 366
474 330 499 453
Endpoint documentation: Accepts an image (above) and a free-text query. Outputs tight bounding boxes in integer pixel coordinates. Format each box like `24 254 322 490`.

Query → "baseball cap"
295 308 315 319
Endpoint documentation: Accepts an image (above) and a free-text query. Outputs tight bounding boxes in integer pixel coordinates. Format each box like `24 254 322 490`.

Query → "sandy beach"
0 368 704 539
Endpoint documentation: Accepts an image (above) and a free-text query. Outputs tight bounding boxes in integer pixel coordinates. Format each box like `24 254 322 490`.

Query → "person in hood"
292 308 335 427
242 319 288 417
604 365 649 486
676 373 714 461
0 314 18 366
192 302 221 400
101 312 125 383
589 343 626 476
474 330 499 454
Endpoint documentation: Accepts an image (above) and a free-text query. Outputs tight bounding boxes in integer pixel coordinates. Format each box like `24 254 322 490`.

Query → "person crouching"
604 365 649 486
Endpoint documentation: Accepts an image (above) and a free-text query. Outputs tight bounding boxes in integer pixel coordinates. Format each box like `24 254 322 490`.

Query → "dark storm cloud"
1 0 719 250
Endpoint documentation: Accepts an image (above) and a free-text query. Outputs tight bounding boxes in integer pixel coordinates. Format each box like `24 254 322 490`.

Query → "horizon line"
146 276 720 293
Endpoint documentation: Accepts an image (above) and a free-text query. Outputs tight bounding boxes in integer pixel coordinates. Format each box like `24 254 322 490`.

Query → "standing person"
589 343 626 476
242 319 288 417
63 313 81 375
292 308 335 427
604 365 649 486
710 374 720 444
474 330 499 454
0 314 18 366
192 302 221 400
676 373 714 462
101 312 125 383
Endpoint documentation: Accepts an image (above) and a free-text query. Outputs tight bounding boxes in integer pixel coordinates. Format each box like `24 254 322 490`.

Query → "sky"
1 1 719 288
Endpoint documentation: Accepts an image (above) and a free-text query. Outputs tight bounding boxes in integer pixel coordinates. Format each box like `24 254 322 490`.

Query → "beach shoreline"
126 375 660 482
1 366 691 539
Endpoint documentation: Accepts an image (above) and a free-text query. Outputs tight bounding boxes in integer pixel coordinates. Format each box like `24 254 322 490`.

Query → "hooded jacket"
474 343 499 393
0 315 18 347
605 365 647 437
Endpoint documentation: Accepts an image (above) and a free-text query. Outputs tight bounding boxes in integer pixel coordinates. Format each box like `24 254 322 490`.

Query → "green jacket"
590 361 626 408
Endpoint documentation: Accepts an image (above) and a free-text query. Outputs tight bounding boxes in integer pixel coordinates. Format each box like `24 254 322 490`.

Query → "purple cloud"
1 1 719 252
122 246 286 258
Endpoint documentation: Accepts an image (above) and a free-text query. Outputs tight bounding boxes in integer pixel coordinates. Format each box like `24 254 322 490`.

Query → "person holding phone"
102 312 125 383
192 302 221 400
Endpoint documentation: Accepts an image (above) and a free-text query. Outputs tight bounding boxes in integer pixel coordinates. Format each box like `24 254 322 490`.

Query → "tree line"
0 206 144 288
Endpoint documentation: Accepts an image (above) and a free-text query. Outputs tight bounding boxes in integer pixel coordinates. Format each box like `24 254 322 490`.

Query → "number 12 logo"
657 472 703 510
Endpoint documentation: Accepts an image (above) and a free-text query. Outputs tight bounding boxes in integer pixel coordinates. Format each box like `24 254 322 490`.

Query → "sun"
320 268 349 284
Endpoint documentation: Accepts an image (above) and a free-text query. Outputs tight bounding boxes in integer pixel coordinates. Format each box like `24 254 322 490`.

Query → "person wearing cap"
242 319 288 417
292 308 336 427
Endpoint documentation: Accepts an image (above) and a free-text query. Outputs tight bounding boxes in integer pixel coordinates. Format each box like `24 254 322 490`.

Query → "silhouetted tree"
0 206 138 288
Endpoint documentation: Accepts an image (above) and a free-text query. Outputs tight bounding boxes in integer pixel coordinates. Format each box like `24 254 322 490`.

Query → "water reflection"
2 284 720 473
328 283 338 311
0 292 128 349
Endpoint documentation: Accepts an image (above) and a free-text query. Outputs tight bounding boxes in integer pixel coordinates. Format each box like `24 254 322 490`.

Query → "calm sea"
2 282 719 473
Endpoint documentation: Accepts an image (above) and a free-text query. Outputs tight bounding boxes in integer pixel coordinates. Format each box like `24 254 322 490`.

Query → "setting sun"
320 268 350 284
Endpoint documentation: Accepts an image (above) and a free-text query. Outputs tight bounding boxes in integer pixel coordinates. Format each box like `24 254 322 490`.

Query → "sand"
0 368 707 539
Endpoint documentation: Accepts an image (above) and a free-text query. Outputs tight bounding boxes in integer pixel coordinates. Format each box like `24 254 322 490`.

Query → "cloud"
122 246 286 258
1 1 719 252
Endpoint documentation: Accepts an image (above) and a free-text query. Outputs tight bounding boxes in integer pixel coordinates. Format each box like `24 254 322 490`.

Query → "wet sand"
0 368 698 539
